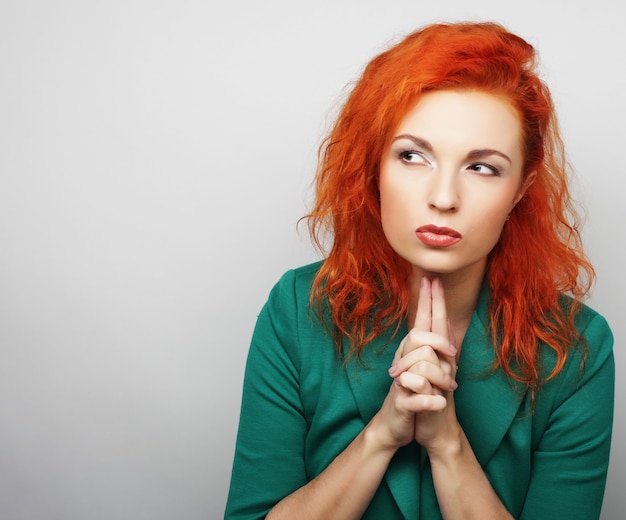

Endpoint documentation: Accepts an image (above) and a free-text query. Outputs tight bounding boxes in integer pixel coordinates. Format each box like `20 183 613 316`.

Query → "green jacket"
225 262 614 519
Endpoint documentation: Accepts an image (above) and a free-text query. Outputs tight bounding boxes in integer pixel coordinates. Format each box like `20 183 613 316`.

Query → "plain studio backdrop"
0 0 623 518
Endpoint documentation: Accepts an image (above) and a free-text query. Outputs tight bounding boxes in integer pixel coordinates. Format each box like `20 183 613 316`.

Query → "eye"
398 150 429 165
467 163 501 176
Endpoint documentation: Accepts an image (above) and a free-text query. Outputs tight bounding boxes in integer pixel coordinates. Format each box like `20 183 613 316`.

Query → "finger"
402 329 450 355
438 355 458 382
395 371 433 395
447 319 457 352
400 392 448 413
393 331 455 377
389 341 404 374
445 319 459 373
431 277 448 340
391 345 458 391
413 276 432 332
395 335 444 366
391 345 438 379
408 360 458 391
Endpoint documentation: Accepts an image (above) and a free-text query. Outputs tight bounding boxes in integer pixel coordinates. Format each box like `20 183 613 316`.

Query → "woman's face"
379 90 526 279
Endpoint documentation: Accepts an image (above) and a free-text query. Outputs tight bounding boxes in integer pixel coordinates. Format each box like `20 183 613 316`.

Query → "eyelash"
397 150 501 177
398 150 427 164
468 162 501 177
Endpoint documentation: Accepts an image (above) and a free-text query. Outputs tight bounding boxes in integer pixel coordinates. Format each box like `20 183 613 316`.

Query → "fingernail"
388 361 397 376
450 380 458 390
420 276 426 289
448 344 457 355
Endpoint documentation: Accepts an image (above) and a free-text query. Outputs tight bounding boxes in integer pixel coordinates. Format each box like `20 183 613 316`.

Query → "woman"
225 22 614 519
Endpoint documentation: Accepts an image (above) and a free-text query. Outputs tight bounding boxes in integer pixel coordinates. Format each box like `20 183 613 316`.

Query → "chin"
408 262 459 275
406 256 487 280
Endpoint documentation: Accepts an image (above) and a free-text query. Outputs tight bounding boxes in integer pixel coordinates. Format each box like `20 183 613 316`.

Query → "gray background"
0 0 623 518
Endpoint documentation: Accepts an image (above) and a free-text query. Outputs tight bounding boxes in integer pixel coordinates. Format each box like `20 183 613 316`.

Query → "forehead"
394 90 523 159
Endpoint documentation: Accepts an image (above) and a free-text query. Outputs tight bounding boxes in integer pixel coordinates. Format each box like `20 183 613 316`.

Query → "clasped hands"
376 276 459 452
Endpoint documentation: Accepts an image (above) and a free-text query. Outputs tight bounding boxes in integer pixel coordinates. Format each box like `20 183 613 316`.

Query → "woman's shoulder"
252 261 331 367
268 260 324 302
565 296 613 348
279 260 324 283
550 295 614 382
257 261 325 320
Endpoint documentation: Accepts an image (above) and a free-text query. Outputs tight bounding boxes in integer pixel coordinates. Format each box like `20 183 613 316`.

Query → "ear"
513 170 537 206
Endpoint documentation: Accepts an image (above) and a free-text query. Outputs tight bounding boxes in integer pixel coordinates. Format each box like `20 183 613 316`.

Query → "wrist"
363 415 403 460
425 423 465 463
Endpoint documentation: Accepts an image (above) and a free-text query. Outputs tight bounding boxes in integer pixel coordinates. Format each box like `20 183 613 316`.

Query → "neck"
407 263 486 346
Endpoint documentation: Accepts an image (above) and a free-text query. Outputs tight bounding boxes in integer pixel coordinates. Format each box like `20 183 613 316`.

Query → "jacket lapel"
343 282 527 518
344 325 421 519
454 285 527 466
342 325 401 423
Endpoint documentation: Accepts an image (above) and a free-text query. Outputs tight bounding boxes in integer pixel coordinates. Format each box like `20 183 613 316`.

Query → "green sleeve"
225 270 308 519
520 313 615 519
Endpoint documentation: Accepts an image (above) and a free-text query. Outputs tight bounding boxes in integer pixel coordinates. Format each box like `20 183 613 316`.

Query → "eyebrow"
467 149 512 165
392 134 512 165
393 134 433 152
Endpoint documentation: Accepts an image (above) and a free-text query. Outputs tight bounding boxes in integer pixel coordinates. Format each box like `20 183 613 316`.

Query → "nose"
427 168 460 212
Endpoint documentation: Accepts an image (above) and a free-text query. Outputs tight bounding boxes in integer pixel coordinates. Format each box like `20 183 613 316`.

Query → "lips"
415 225 462 247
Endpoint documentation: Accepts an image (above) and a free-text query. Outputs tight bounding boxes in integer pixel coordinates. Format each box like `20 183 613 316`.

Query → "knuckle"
410 359 431 374
396 372 412 387
407 329 421 344
420 394 446 411
413 376 429 393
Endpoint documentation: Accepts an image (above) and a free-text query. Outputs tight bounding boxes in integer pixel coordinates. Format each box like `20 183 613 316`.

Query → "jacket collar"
343 281 527 517
343 325 421 518
453 283 528 463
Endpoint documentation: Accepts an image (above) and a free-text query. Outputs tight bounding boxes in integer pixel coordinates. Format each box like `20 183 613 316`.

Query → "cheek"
379 177 413 233
379 197 399 239
469 195 516 239
483 203 511 224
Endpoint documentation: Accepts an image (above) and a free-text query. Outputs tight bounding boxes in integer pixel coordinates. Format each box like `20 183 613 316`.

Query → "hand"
368 278 454 452
388 277 460 451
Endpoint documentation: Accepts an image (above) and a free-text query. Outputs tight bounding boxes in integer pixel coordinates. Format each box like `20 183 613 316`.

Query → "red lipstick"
416 225 462 247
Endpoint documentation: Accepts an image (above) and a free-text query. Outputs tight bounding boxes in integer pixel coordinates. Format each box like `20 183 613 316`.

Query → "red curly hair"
306 22 595 390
